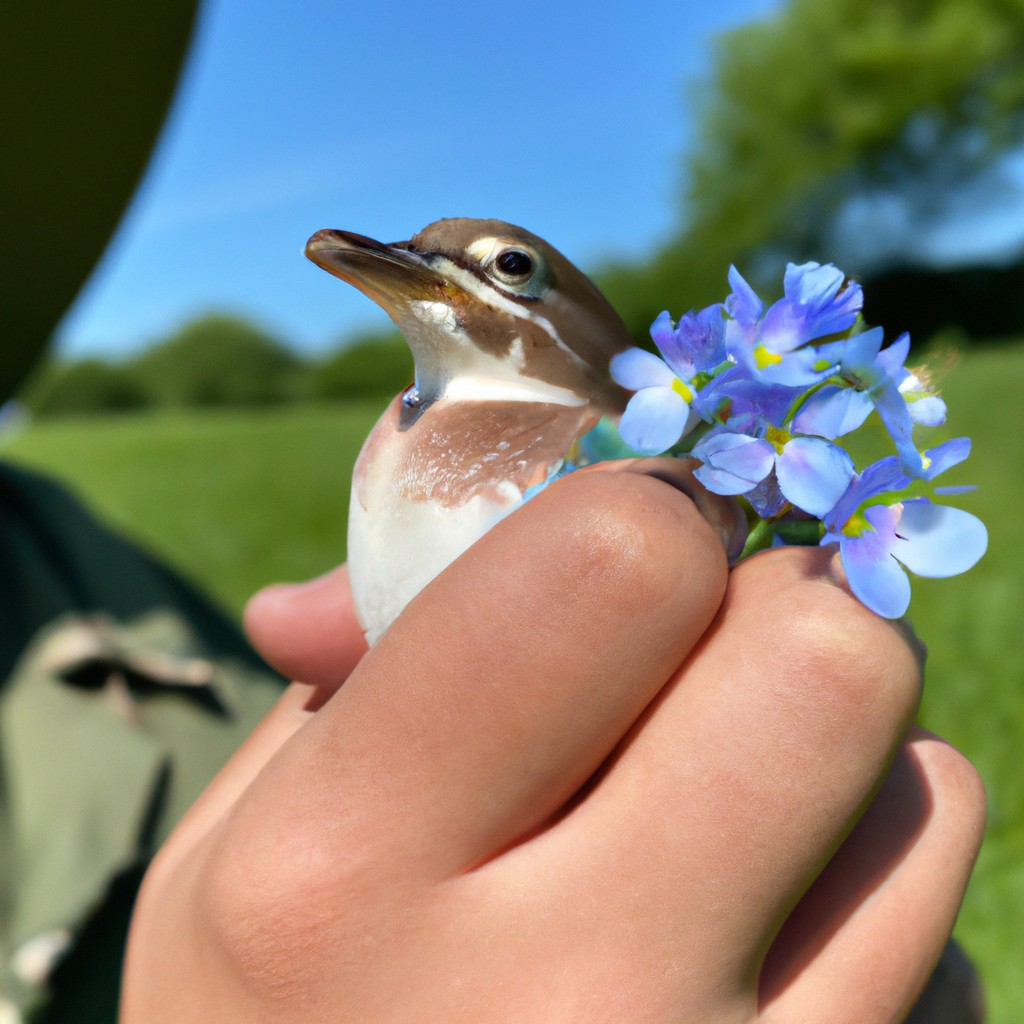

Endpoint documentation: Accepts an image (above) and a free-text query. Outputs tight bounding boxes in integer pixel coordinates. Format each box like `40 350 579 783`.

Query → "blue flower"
823 438 972 529
710 375 803 434
692 425 854 518
725 263 862 386
793 329 946 475
823 501 987 619
607 256 986 621
820 444 986 618
611 304 727 454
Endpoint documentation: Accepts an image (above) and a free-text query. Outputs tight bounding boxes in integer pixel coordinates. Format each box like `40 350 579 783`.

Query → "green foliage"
20 359 151 417
306 330 413 401
687 0 1024 258
906 342 1024 1022
0 1 197 402
127 313 303 407
598 0 1024 337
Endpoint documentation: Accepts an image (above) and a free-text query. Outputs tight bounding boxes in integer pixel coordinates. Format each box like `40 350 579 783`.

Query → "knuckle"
551 468 728 612
197 818 388 1006
736 546 923 729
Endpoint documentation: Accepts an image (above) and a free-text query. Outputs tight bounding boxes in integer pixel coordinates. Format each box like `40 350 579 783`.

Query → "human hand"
121 463 984 1023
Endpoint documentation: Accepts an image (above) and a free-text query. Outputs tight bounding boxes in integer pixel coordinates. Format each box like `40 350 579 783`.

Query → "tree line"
21 314 414 417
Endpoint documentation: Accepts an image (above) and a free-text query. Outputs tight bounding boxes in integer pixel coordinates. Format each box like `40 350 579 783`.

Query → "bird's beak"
305 228 445 317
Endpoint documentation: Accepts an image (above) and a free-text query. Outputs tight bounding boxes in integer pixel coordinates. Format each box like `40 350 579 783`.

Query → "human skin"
120 462 985 1024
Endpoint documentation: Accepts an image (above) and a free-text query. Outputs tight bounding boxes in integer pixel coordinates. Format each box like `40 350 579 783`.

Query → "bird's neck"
393 294 607 412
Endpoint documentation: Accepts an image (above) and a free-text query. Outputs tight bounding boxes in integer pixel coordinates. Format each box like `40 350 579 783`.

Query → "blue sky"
56 0 783 358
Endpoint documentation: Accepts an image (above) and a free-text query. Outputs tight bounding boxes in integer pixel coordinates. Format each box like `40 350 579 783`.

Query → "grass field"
3 400 380 613
4 343 1023 1020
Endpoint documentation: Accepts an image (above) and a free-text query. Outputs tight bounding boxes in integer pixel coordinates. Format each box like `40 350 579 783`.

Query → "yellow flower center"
671 377 694 403
765 424 790 454
842 512 870 537
754 345 783 369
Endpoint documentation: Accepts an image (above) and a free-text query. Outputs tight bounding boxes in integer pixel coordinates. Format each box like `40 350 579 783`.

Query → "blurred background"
2 0 1023 1019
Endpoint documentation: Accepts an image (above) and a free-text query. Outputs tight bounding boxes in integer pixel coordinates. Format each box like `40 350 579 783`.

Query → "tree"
22 358 152 417
307 331 413 402
687 0 1024 262
127 314 302 407
599 0 1024 340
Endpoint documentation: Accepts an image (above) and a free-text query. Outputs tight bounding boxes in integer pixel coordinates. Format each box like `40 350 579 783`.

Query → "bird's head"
305 217 631 414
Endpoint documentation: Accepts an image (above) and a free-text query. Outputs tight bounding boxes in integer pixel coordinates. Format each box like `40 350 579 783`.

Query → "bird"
306 218 747 644
305 218 635 644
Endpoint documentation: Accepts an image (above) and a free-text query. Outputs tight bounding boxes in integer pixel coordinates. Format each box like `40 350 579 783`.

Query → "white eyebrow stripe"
465 237 501 263
434 256 587 367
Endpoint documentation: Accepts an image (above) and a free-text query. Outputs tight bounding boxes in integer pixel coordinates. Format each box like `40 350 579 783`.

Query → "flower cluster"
608 262 987 619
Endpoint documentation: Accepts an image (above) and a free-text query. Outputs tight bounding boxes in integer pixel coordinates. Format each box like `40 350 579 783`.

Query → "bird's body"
306 218 632 644
348 392 600 642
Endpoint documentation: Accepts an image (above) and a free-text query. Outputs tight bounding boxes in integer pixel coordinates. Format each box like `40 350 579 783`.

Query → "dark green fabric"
0 2 198 400
0 463 270 680
0 463 285 1021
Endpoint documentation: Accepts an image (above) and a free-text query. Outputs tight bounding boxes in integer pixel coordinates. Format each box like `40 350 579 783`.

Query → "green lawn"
899 342 1024 1021
4 344 1023 1019
3 400 382 614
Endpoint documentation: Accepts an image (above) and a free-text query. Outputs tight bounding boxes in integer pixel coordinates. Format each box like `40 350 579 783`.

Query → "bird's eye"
493 248 534 281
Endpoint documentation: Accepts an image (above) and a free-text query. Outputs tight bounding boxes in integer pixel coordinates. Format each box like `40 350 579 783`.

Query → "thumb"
244 564 368 692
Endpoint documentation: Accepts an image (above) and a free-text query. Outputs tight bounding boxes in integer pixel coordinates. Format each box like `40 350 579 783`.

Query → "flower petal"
907 392 947 426
776 437 855 517
726 265 763 323
616 387 689 455
756 344 835 387
693 462 764 496
648 310 676 353
746 469 786 517
840 326 886 379
694 432 775 483
838 505 912 618
610 347 675 391
784 261 863 338
716 377 801 429
792 385 873 439
759 299 807 355
665 303 726 376
823 456 909 538
875 332 911 378
892 502 988 578
784 261 844 307
872 378 922 475
922 437 971 479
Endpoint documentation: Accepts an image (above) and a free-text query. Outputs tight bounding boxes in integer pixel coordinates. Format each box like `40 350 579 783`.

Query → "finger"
518 545 922 996
584 456 748 560
758 729 986 1022
209 465 731 887
244 563 368 693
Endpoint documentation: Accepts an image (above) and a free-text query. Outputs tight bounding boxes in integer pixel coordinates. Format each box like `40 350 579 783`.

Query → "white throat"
404 299 586 409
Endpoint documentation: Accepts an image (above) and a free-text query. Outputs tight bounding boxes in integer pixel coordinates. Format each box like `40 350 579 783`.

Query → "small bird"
306 218 634 644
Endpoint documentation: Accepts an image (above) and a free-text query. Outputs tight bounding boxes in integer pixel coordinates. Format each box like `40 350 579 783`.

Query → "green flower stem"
775 518 825 546
783 375 841 427
739 517 777 560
